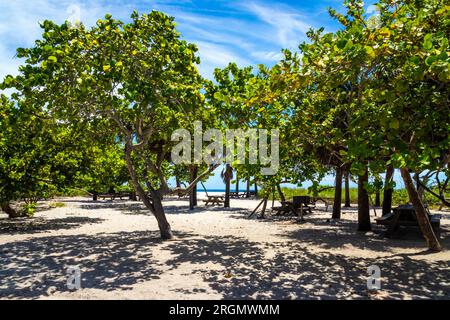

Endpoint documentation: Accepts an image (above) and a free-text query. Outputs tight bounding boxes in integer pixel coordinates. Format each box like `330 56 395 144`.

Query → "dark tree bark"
189 191 195 211
415 173 426 203
149 190 173 240
189 166 198 210
332 166 343 219
224 164 231 208
246 178 250 198
235 171 239 193
358 168 372 231
124 144 173 239
382 165 394 216
344 172 351 207
254 182 258 198
276 184 286 202
375 190 381 207
92 192 98 201
400 168 442 252
1 202 21 219
260 198 268 219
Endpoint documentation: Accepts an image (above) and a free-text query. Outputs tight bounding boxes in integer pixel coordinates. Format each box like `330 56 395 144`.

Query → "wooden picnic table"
230 192 246 199
203 195 225 206
376 204 441 237
272 196 315 220
97 191 131 201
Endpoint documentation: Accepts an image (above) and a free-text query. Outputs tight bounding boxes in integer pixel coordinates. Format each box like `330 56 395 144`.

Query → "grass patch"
49 202 66 208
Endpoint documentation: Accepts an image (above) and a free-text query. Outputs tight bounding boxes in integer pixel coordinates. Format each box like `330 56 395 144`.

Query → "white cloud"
195 41 253 78
242 2 312 49
251 50 284 62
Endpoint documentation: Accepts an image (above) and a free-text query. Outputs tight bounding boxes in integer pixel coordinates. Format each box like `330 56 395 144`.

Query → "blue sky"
0 0 348 79
0 0 396 191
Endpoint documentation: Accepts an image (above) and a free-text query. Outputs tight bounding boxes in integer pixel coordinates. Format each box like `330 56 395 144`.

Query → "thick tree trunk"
1 202 21 219
224 164 231 208
400 168 442 252
92 192 98 201
277 184 286 202
358 168 371 231
189 192 195 211
150 190 173 240
124 144 173 239
382 165 394 216
246 178 250 198
344 172 351 207
332 166 343 219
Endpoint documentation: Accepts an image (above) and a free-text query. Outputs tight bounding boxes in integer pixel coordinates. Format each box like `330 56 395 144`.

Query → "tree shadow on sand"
79 201 249 216
162 235 450 299
0 230 194 299
0 229 448 299
0 217 104 234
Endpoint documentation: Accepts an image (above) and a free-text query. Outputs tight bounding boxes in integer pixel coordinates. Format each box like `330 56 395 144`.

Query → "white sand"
0 196 449 300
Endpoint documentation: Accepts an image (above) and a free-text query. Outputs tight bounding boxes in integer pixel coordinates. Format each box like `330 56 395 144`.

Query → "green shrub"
21 203 37 217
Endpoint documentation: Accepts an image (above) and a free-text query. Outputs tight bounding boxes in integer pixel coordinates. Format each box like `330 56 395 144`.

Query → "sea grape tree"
5 11 217 239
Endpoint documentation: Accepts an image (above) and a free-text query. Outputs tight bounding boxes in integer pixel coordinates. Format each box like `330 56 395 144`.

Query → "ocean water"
197 189 253 193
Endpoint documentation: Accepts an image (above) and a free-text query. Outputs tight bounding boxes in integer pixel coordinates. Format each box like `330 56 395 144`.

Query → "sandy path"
0 196 449 300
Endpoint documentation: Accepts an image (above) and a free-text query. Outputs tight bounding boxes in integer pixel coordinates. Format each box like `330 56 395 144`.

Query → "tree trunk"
92 191 98 201
150 190 173 240
235 171 239 193
332 166 343 219
344 172 351 207
189 191 195 211
400 168 442 252
189 166 198 210
124 144 173 239
276 184 286 202
254 182 258 198
246 178 250 198
415 173 425 203
375 190 381 207
260 198 268 219
358 168 371 231
193 170 198 207
382 165 394 216
224 164 231 208
1 202 21 219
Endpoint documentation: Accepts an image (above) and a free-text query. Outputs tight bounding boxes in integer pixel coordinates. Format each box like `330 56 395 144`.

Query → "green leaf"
423 34 434 50
364 46 375 59
103 65 111 72
389 119 400 130
48 56 57 63
425 55 437 66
